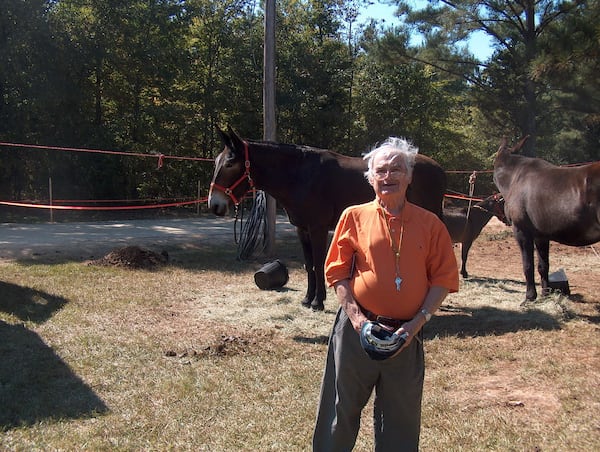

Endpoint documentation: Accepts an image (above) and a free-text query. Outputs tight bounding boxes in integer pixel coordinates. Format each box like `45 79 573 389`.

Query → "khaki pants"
313 308 424 452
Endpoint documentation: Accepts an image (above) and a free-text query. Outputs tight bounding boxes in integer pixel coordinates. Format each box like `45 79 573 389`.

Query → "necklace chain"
379 206 404 291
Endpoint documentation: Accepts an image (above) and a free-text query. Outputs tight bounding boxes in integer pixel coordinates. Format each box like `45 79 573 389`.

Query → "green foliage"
392 0 593 157
531 0 600 162
0 0 597 206
275 0 354 149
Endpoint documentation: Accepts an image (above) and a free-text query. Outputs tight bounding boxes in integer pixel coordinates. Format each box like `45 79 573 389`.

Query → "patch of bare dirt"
445 218 599 423
456 368 562 424
164 334 255 359
89 245 169 269
159 326 283 361
459 218 600 313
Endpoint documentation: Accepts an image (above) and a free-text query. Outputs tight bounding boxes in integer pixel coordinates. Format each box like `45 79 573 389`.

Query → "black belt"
361 308 408 329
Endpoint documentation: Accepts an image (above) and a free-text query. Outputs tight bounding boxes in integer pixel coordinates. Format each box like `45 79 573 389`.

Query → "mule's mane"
248 139 350 159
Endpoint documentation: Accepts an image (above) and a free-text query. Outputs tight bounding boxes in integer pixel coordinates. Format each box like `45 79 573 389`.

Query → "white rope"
460 171 478 238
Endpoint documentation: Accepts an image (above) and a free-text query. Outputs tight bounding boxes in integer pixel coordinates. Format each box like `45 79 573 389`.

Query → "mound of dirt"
89 245 168 269
164 334 254 359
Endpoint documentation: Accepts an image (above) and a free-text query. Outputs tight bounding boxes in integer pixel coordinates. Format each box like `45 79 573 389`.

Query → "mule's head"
496 135 530 158
493 135 530 194
486 193 510 226
208 126 253 216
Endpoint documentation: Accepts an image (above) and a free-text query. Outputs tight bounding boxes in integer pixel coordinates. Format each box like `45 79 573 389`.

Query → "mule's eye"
224 155 235 168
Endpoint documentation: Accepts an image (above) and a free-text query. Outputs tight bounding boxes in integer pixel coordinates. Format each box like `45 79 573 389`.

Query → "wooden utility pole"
263 0 277 255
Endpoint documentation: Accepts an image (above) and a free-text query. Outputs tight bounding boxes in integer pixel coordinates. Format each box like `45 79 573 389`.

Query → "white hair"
363 137 419 182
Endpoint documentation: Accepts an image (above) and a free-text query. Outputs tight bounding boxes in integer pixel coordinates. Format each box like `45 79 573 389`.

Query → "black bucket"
254 260 289 290
548 268 570 295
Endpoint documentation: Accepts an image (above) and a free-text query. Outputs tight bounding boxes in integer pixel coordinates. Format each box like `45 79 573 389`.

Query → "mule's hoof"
301 299 312 308
311 301 325 311
521 295 538 306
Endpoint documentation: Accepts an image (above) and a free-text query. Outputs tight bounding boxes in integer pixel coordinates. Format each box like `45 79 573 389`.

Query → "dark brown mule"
444 194 508 278
493 136 600 300
208 127 447 311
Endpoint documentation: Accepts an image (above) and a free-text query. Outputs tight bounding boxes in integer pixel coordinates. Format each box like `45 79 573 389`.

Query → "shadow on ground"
291 304 564 347
0 321 108 430
428 304 563 339
0 281 68 323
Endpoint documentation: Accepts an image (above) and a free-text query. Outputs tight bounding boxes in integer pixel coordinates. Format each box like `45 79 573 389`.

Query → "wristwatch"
420 308 432 322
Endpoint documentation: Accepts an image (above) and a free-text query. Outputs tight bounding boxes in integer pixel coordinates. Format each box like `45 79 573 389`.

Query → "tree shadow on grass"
426 304 563 340
0 321 108 430
0 281 67 323
292 304 565 346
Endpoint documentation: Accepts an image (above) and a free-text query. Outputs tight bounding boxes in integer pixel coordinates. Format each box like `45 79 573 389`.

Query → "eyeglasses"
372 167 405 180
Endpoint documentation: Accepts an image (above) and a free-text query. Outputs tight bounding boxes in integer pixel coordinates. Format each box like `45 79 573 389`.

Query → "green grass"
1 236 599 451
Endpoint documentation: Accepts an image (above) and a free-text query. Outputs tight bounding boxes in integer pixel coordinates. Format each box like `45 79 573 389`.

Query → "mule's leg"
297 228 316 308
514 227 537 301
535 237 551 297
460 235 474 278
309 227 330 311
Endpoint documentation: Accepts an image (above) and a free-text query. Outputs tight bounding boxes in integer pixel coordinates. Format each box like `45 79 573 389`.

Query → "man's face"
371 153 412 198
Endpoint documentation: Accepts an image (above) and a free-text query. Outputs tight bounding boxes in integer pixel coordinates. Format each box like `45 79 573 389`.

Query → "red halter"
210 140 254 206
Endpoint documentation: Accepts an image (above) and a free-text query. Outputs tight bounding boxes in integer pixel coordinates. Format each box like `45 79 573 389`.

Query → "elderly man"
312 137 459 451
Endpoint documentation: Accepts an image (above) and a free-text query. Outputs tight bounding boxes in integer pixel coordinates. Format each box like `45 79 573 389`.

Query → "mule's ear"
216 125 233 149
510 135 530 154
497 137 509 154
226 126 246 155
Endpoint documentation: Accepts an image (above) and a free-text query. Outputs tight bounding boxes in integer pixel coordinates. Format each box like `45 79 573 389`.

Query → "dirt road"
0 215 296 262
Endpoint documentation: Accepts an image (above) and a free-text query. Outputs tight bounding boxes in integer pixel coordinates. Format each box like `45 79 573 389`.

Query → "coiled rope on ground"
235 190 269 260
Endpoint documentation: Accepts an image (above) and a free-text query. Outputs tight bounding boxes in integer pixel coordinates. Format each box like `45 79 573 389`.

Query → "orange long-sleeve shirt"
325 200 459 320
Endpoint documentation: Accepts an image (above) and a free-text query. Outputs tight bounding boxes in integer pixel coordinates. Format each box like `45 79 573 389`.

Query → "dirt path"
0 215 296 262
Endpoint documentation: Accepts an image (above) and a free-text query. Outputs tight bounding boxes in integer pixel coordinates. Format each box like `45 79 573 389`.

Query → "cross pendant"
395 276 402 291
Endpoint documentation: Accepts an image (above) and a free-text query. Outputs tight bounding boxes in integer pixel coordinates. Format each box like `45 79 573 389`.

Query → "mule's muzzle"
210 204 228 216
208 190 231 216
